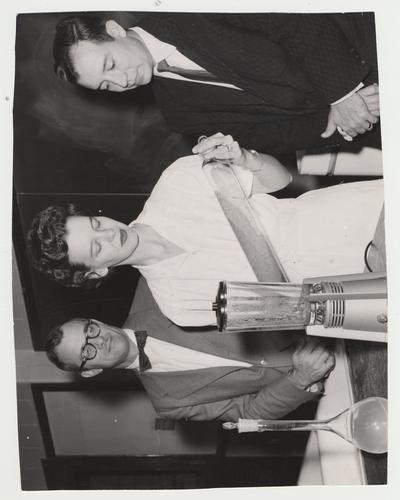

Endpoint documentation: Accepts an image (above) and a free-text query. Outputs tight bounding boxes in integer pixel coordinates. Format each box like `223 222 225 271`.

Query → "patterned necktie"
134 330 152 372
157 58 222 83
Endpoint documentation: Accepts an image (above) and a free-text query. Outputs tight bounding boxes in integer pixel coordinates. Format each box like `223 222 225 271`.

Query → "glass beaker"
223 397 387 454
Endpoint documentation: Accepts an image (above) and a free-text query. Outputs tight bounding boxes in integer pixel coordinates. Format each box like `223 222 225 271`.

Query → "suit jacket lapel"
140 14 249 95
140 14 251 96
124 279 298 368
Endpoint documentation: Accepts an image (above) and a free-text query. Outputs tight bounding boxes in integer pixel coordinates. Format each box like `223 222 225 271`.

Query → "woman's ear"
105 20 127 39
80 368 103 378
84 268 109 280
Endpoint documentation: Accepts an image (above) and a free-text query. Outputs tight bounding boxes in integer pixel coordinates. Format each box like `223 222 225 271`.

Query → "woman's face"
64 216 139 271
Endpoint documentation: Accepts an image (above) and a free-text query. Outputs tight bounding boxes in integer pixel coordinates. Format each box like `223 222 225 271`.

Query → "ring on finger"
198 135 208 144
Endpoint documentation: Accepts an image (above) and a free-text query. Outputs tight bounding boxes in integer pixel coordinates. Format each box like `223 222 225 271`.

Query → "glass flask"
223 397 387 454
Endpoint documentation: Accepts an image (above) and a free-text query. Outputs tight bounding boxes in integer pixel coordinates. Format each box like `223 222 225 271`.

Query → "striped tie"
157 59 222 83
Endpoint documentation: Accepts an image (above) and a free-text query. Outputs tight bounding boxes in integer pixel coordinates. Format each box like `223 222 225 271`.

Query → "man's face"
70 28 154 92
55 319 132 371
64 215 139 271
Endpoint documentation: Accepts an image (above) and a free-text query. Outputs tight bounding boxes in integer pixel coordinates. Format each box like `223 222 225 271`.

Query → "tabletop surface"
345 206 387 485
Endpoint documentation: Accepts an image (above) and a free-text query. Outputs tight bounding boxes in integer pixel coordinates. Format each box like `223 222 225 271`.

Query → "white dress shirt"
124 328 251 372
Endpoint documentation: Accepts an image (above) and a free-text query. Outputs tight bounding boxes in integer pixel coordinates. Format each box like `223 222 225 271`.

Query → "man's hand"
321 84 379 140
358 84 380 117
288 337 335 390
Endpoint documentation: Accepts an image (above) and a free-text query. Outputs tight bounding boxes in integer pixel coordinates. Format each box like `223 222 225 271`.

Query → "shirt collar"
123 328 140 370
130 27 176 68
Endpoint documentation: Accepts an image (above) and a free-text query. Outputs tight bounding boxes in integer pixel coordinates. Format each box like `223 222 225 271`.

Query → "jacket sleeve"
188 110 337 156
157 373 320 422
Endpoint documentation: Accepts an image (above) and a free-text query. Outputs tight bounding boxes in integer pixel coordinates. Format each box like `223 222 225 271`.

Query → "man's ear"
105 20 127 39
56 66 67 81
84 268 109 280
80 368 103 378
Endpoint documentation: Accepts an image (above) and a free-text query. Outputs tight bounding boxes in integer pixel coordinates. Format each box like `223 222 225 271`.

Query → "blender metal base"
306 325 387 342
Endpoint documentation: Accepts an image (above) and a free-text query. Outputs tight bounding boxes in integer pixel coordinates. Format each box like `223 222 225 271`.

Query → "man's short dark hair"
53 15 113 83
46 323 76 371
27 204 92 288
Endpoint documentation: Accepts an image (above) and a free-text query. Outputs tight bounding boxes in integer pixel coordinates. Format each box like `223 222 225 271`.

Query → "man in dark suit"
46 279 334 422
53 12 380 155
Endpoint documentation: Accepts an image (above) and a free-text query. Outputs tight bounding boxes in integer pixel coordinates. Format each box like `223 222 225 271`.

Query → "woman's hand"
192 132 246 166
192 132 292 194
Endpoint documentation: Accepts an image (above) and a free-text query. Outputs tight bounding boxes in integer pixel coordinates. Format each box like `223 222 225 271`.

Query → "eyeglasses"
79 319 101 372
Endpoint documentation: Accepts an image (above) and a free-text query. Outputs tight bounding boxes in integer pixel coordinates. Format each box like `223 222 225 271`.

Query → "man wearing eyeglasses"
45 312 335 422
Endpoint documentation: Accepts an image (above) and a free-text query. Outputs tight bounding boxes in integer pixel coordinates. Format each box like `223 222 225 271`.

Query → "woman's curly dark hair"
27 204 98 288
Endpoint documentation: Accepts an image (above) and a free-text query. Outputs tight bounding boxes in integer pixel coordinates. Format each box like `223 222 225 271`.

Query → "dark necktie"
157 58 222 83
134 330 152 372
